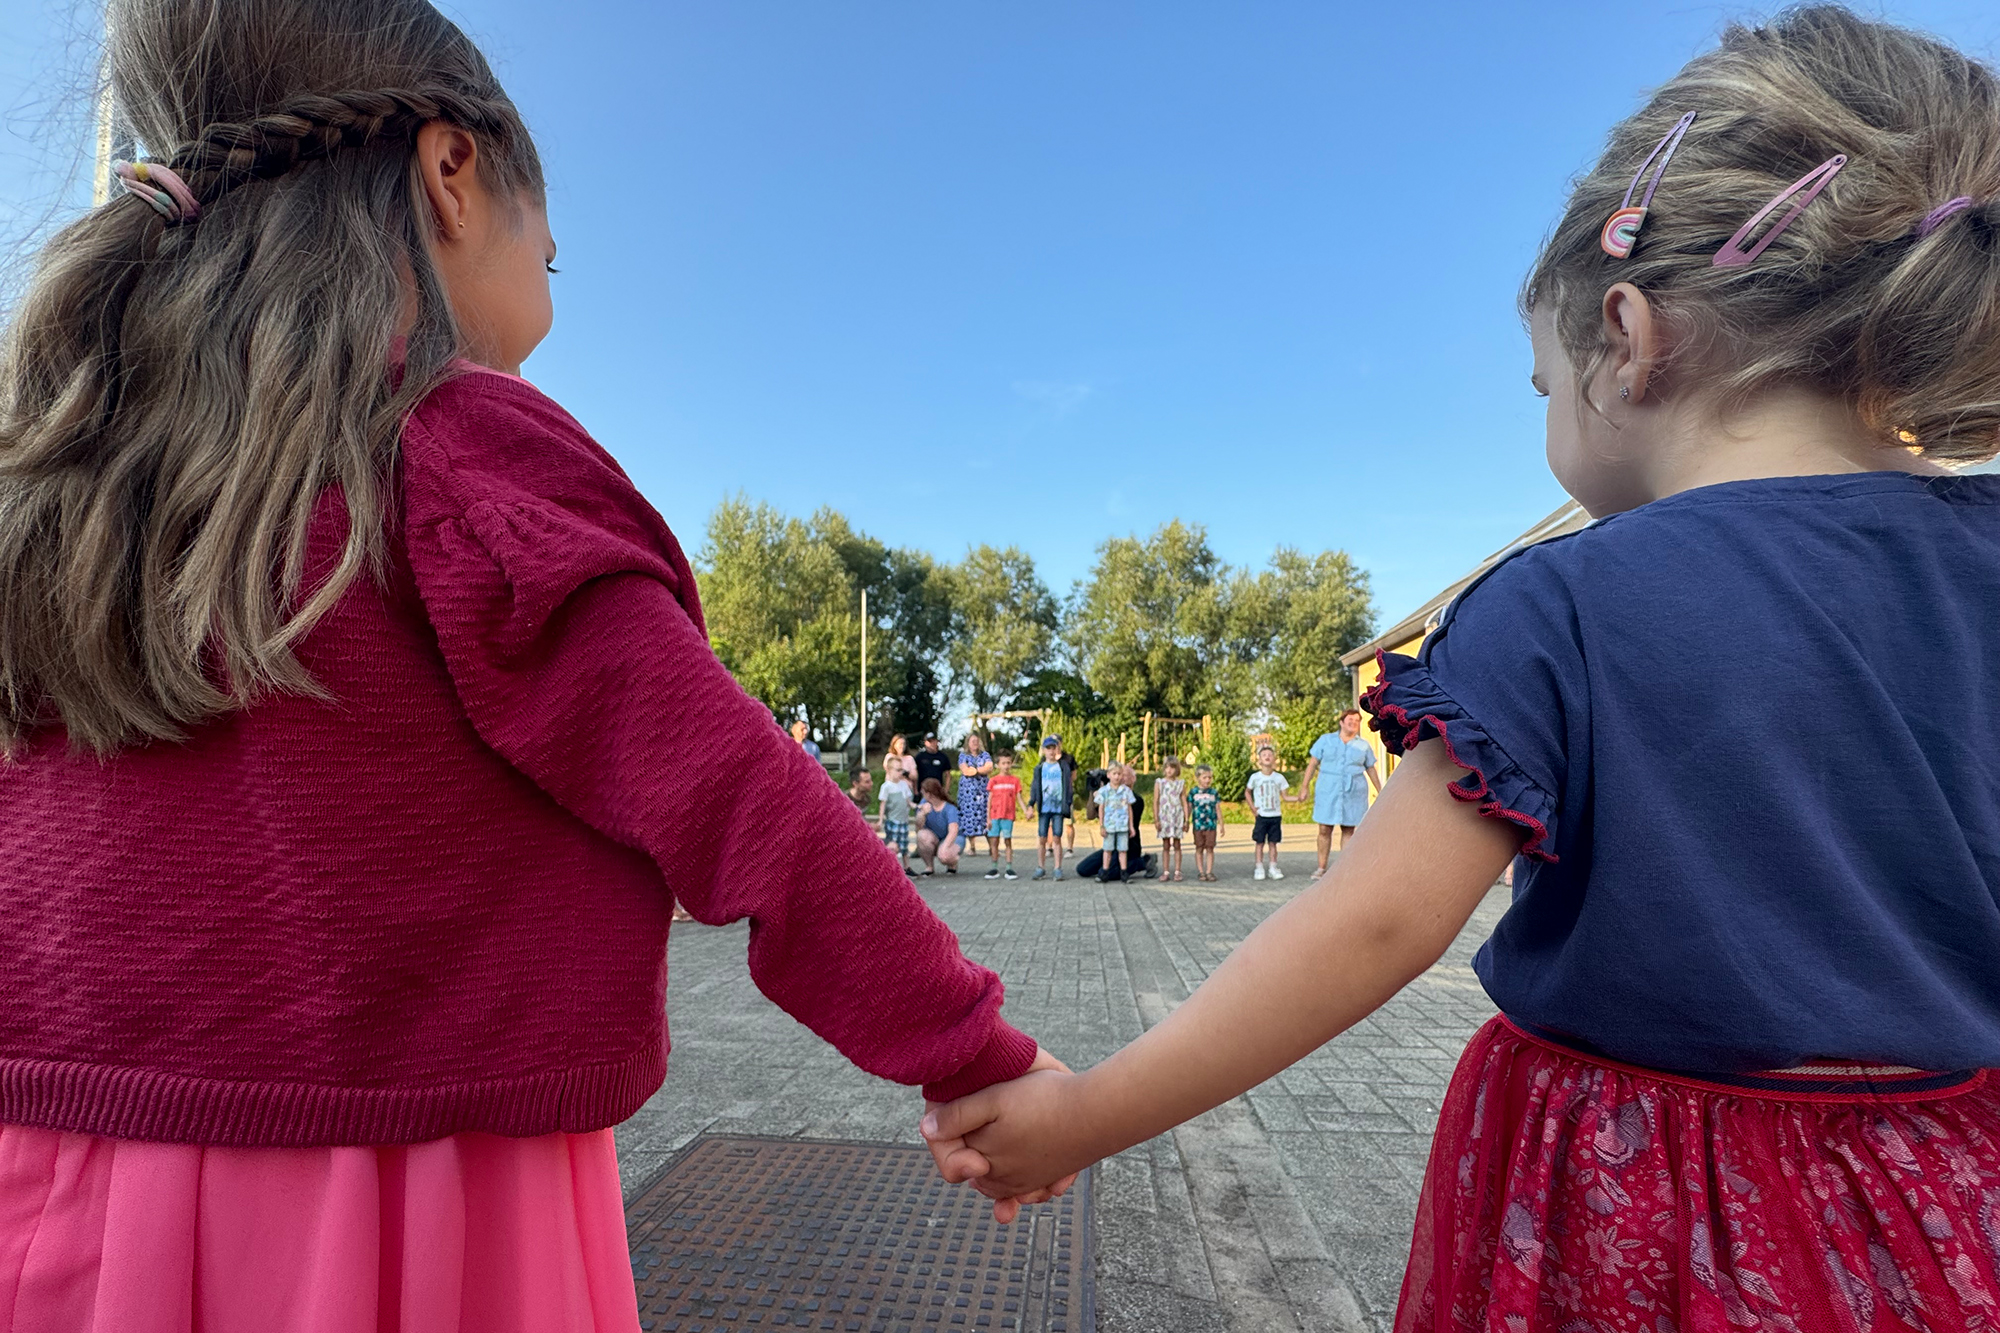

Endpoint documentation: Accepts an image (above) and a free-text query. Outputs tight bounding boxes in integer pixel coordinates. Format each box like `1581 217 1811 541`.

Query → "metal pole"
91 60 116 205
859 589 868 774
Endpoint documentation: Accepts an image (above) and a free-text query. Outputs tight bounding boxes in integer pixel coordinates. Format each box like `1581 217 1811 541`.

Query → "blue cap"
1042 734 1061 747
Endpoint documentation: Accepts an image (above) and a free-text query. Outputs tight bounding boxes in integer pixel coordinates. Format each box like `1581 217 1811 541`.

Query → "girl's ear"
415 122 484 242
1600 282 1664 406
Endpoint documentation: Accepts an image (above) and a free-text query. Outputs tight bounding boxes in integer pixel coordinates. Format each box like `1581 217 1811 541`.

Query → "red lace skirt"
1398 1016 2000 1333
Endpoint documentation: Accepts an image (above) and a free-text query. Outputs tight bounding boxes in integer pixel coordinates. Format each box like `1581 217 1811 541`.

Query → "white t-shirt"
1246 771 1288 817
1094 784 1135 833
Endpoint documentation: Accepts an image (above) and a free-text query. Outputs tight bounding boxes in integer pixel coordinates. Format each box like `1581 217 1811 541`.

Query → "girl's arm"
924 742 1515 1197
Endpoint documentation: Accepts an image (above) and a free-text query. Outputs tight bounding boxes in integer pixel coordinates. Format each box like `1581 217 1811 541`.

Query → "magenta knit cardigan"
0 370 1037 1147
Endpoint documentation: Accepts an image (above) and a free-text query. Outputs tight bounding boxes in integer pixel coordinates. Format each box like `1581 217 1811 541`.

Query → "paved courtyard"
616 836 1508 1333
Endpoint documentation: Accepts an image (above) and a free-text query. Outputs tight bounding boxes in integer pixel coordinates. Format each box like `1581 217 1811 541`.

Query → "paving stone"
622 850 1509 1332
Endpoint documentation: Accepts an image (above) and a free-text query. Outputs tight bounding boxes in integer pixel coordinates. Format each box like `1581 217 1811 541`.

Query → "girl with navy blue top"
925 8 2000 1327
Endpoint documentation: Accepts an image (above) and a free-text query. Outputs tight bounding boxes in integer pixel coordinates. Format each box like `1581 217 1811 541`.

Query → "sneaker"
1031 868 1047 881
1004 867 1018 880
985 867 1001 879
1269 865 1285 880
1054 868 1065 881
1253 864 1266 881
904 867 916 877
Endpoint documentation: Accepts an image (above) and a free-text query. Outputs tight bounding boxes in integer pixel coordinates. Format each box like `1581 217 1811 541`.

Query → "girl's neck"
1638 385 1947 505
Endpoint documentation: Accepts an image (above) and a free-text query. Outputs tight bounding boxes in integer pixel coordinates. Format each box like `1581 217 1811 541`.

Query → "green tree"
1207 726 1253 802
945 545 1059 715
805 508 954 741
1234 548 1375 717
1271 698 1336 769
696 496 859 740
1068 520 1237 720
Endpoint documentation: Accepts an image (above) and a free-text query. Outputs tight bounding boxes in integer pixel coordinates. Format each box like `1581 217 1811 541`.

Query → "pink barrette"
1601 111 1697 259
112 160 200 224
1713 154 1846 268
1918 196 1975 238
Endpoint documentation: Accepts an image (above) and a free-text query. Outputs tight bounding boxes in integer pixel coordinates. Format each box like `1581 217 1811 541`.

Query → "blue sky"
4 2 1997 627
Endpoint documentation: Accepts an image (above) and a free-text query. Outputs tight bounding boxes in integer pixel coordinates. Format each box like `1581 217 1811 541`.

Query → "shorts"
884 820 910 854
1252 815 1283 844
1038 811 1065 837
989 818 1014 838
1101 831 1129 852
1193 828 1217 851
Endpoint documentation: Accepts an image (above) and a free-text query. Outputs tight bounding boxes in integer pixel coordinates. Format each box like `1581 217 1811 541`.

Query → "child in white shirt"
1093 767 1137 882
1244 746 1290 881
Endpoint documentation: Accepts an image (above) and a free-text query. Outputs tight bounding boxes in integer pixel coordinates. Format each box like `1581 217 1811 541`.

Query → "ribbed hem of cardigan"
921 1020 1040 1104
0 1043 668 1148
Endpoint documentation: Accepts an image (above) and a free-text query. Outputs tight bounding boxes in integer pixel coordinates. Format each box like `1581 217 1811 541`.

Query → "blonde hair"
0 0 542 753
1524 6 2000 461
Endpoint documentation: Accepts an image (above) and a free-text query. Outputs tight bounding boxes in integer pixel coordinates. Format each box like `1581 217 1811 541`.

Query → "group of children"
878 738 1238 884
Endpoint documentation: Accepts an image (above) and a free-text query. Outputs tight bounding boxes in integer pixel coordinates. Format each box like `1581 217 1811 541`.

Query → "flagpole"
91 66 115 205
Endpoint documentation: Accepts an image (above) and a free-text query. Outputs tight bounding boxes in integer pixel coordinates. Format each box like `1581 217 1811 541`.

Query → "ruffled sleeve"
1360 545 1588 864
397 370 1038 1102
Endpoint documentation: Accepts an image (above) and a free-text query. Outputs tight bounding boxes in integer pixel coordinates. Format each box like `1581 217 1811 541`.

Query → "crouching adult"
914 778 962 876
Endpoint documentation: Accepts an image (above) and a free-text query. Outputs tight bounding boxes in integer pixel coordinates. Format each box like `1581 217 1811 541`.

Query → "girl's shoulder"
403 366 635 513
397 367 699 631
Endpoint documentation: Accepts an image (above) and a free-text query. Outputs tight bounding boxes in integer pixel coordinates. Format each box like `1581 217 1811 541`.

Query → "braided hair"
0 0 544 753
161 85 527 213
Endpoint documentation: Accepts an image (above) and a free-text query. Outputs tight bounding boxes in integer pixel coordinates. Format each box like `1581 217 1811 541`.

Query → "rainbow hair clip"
1712 154 1846 268
112 160 201 224
1601 111 1697 259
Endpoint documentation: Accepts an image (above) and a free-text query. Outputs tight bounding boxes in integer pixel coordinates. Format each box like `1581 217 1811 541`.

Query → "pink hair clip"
1712 154 1846 268
112 160 201 224
1601 111 1697 259
1918 195 1975 238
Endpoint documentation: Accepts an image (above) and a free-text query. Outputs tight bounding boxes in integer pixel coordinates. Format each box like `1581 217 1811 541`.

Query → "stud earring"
1620 386 1630 400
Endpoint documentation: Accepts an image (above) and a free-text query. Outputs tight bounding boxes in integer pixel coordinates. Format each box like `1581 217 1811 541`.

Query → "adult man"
789 719 821 763
1299 707 1382 877
913 733 951 793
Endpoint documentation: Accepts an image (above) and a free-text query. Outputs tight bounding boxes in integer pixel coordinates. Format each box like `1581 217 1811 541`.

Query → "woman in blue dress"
1302 708 1380 877
956 733 994 849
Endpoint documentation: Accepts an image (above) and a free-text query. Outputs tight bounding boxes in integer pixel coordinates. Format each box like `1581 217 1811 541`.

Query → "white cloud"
1011 379 1094 418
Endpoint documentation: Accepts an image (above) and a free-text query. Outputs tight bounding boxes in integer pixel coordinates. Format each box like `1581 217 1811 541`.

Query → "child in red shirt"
984 753 1025 880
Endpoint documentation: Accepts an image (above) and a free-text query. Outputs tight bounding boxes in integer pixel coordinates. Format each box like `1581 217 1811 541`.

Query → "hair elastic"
1712 154 1846 268
112 160 200 224
1918 196 1975 238
1601 111 1697 259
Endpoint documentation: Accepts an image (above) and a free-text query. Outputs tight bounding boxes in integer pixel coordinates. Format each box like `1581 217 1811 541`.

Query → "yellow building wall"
1350 631 1428 802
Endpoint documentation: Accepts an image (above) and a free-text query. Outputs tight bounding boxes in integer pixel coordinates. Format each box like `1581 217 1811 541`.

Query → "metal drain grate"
625 1134 1092 1333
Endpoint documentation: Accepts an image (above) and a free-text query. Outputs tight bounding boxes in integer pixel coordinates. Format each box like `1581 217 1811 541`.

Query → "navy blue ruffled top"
1362 471 2000 1074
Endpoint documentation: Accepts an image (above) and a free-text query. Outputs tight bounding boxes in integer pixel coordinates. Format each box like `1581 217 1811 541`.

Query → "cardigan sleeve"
399 372 1038 1102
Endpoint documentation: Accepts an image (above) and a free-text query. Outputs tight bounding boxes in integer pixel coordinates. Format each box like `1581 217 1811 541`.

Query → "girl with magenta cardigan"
0 1 1061 1327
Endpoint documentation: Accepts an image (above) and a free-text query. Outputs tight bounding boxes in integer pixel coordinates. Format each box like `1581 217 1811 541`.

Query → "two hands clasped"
921 1048 1088 1223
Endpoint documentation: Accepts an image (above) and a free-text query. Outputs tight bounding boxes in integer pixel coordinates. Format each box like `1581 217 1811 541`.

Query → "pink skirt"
1399 1016 2000 1332
0 1124 641 1333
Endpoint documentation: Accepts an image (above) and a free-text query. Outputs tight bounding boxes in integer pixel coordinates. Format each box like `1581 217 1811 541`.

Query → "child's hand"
923 1047 1080 1222
922 1062 1100 1215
